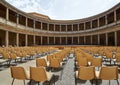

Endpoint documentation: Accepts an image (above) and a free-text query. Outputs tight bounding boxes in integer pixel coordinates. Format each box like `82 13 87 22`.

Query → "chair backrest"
91 58 102 67
30 67 47 82
78 66 95 80
10 66 28 80
2 52 10 59
9 53 17 59
36 58 47 67
49 58 61 68
99 66 118 80
115 53 120 62
77 57 88 66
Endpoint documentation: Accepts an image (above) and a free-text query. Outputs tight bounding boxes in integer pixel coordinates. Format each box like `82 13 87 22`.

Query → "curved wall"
0 0 120 46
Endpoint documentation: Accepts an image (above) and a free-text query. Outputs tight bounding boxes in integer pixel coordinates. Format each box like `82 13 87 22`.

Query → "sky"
5 0 120 20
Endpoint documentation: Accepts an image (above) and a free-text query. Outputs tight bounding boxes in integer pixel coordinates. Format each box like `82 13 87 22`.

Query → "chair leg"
23 80 25 85
75 78 77 85
29 80 32 85
11 78 15 85
95 79 98 85
91 80 93 85
38 82 40 85
116 79 119 85
109 80 110 85
47 81 50 85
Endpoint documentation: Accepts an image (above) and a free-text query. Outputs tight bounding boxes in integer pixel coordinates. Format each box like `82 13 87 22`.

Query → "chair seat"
26 71 30 79
0 59 7 63
95 71 100 79
46 72 53 81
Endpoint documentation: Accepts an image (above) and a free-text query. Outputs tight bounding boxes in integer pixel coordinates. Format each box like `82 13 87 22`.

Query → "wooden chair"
96 66 119 85
10 66 29 85
30 67 54 85
36 58 48 67
75 66 95 85
91 58 102 70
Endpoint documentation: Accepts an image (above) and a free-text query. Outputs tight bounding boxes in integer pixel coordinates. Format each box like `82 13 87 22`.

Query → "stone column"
60 37 61 45
16 14 19 26
115 31 117 46
6 8 9 21
33 20 35 29
47 23 49 31
54 36 55 45
98 18 99 27
48 37 49 45
41 36 43 45
91 35 92 45
66 36 67 45
78 24 79 31
25 34 28 46
98 34 100 45
105 16 108 25
54 24 55 31
6 31 9 47
72 36 73 45
16 33 19 47
72 24 73 31
84 23 86 30
106 33 108 46
33 35 36 46
114 11 116 21
78 36 80 45
84 36 86 45
41 22 42 30
26 18 28 28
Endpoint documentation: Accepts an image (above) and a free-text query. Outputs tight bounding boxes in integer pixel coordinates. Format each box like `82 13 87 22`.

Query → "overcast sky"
5 0 120 20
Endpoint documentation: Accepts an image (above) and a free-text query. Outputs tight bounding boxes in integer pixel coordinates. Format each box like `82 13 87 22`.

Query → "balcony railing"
0 17 119 35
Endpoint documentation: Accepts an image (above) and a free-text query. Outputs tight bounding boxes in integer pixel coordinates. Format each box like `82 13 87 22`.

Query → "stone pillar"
84 23 85 30
16 33 19 47
78 36 80 45
106 33 108 46
72 24 73 31
33 35 36 46
54 36 55 45
60 37 61 45
60 25 61 32
6 8 9 21
41 22 42 30
114 11 116 21
78 24 79 31
90 21 92 29
91 35 92 45
66 25 67 32
115 31 117 46
105 16 108 25
72 37 73 45
47 23 49 31
26 18 28 28
84 36 86 45
16 14 19 26
98 18 99 27
25 34 28 46
41 36 43 45
98 34 100 45
33 20 35 29
54 24 55 31
66 36 67 45
48 37 49 45
6 31 9 47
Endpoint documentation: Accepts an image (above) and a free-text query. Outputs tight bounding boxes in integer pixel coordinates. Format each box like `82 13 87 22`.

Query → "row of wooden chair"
0 46 58 66
75 66 119 85
10 66 54 85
